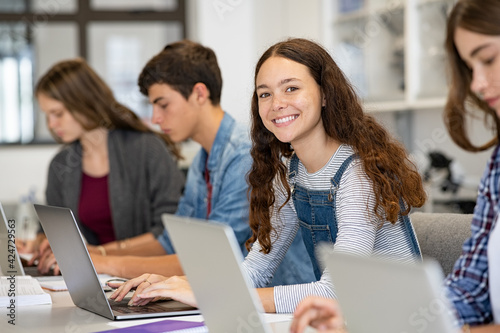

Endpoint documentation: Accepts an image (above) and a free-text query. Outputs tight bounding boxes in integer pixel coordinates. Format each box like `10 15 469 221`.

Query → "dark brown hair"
444 0 500 151
138 39 222 106
247 38 426 253
36 58 181 159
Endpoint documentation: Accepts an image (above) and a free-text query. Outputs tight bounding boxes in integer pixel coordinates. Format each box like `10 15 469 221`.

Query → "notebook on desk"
319 247 459 333
33 204 199 320
162 213 296 333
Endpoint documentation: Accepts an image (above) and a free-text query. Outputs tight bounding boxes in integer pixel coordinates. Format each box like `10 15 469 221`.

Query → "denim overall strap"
287 154 355 189
330 157 422 259
288 153 300 189
289 153 356 280
399 198 422 258
328 155 355 201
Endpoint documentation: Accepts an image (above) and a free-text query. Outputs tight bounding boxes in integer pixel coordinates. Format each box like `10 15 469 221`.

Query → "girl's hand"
290 296 347 333
131 275 197 308
30 238 60 275
108 273 167 304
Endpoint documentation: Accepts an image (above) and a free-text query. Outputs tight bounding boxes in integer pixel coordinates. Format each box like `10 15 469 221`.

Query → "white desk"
0 288 298 333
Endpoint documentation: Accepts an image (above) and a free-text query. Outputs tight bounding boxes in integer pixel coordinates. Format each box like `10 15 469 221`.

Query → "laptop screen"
319 247 457 333
34 204 198 320
0 202 25 276
162 213 272 333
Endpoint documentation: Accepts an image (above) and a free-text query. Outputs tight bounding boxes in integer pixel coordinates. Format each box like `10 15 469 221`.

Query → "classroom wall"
187 0 322 125
0 145 59 205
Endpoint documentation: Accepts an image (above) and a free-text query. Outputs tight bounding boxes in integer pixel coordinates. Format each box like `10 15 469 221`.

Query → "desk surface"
0 286 298 333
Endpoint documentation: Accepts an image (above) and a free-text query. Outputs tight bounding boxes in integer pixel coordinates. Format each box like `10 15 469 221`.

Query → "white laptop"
33 204 199 320
319 247 459 333
0 202 25 276
162 213 295 333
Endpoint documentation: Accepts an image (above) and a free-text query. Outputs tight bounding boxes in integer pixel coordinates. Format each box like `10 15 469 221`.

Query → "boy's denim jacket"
158 113 252 254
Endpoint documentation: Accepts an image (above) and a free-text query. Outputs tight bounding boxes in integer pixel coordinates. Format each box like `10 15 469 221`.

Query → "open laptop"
0 202 25 276
0 201 57 277
163 213 297 333
33 204 199 320
319 248 459 333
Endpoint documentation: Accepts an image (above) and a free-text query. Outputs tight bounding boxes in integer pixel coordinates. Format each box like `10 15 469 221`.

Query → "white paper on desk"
0 276 52 306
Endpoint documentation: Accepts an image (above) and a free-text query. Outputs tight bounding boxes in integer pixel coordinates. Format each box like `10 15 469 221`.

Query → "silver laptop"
0 202 57 277
163 213 297 333
0 202 25 276
319 248 458 333
33 204 199 320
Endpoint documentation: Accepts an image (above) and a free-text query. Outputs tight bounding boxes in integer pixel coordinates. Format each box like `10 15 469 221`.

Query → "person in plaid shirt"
443 0 500 330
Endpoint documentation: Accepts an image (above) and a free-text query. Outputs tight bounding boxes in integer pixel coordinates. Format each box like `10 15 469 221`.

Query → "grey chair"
410 212 472 276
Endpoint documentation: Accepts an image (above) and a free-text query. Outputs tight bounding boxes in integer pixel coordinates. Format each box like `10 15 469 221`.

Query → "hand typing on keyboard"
108 273 196 308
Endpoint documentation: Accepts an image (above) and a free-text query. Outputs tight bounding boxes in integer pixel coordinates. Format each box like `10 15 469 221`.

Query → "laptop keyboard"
109 298 197 314
23 265 56 277
109 298 167 314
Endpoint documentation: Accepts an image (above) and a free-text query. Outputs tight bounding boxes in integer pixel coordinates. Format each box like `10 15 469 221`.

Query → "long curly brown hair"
444 0 500 152
246 38 426 253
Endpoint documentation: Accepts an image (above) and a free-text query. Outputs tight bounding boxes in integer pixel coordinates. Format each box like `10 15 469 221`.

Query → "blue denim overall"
288 153 421 280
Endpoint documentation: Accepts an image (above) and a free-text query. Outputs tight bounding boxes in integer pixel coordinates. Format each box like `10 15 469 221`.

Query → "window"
0 23 33 143
0 0 185 144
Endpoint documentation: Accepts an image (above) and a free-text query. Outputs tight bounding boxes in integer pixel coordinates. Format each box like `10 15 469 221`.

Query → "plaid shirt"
445 145 500 326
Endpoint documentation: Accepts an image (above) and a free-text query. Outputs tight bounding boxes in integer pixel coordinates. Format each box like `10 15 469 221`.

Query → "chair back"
411 212 472 276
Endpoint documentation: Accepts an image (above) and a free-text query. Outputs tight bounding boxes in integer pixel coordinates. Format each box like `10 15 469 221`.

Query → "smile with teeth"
273 115 298 124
